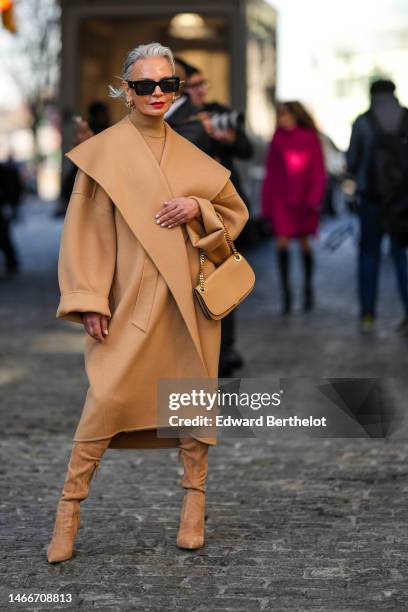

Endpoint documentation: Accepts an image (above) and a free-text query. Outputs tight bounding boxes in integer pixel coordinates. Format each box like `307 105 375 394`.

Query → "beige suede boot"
176 436 209 550
47 438 110 563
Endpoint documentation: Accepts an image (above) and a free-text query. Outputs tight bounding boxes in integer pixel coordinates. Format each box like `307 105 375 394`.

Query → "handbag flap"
197 254 255 316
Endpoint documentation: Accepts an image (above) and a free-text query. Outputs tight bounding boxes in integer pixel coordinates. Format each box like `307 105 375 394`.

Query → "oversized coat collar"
65 113 230 371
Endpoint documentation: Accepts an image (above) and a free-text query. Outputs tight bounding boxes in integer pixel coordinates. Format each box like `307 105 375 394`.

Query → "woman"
47 42 249 563
261 101 326 314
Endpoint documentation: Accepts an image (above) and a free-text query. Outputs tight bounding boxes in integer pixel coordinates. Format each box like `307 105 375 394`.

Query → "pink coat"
261 126 326 237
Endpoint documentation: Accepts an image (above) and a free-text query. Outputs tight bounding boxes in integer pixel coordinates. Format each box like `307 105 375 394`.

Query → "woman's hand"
82 312 110 341
212 128 236 144
195 112 236 143
155 197 202 228
196 111 214 136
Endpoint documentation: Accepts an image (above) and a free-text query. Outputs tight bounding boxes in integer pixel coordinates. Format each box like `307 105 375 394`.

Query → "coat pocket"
131 255 159 332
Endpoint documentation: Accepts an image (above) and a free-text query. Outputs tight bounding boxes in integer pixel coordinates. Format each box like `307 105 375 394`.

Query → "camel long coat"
56 114 249 449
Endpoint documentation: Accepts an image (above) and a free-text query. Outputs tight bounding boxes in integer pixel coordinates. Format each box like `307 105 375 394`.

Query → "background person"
0 156 23 278
261 101 326 314
184 63 253 218
183 60 254 376
164 58 211 152
347 79 408 333
56 101 112 217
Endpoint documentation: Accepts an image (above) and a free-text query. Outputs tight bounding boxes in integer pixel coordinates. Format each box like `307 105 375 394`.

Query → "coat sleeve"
185 178 250 264
56 169 117 324
346 117 363 176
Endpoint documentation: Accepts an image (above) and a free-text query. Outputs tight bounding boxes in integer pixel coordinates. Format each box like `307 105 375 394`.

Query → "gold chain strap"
216 212 238 256
198 213 242 293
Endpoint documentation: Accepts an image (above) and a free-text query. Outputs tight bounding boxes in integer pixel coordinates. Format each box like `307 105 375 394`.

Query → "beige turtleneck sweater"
129 109 166 164
128 108 202 232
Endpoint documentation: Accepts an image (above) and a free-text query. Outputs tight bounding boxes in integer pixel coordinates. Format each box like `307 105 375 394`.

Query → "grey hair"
108 42 175 102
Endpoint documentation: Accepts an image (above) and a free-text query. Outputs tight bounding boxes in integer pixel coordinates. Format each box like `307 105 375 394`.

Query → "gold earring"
126 97 135 109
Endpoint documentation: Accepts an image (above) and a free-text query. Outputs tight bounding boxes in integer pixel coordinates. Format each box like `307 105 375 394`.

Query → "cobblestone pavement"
1 198 408 611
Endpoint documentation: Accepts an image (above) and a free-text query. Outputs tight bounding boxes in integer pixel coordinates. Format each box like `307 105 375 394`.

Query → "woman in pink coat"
261 101 326 313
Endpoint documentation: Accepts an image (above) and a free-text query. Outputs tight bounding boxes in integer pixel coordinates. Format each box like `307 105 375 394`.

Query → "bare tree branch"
4 0 61 109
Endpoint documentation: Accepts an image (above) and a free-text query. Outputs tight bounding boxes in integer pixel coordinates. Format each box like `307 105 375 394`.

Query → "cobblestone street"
1 198 408 611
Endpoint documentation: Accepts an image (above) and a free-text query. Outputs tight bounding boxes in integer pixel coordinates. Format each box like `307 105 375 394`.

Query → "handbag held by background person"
194 213 255 320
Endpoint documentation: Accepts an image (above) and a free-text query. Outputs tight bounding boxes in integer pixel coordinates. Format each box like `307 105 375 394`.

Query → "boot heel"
47 500 80 564
277 248 291 315
177 438 209 550
176 490 205 550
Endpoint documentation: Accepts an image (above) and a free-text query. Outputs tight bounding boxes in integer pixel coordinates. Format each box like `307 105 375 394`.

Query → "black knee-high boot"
302 249 314 311
277 248 291 314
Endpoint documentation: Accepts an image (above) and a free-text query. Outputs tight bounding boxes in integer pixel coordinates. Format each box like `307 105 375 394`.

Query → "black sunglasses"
127 77 180 96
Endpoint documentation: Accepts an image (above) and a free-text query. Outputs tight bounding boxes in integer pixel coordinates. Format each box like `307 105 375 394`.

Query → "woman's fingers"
155 201 178 224
91 319 104 341
166 212 187 227
167 201 199 226
82 313 107 341
101 316 110 337
157 208 182 226
156 198 198 226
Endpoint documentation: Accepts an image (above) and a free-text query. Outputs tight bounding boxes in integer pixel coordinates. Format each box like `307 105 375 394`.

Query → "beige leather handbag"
194 213 256 320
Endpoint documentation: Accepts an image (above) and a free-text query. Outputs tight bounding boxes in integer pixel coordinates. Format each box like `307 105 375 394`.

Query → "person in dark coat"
184 64 253 216
347 79 408 333
0 157 23 277
56 102 111 217
181 60 254 376
164 59 211 153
